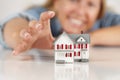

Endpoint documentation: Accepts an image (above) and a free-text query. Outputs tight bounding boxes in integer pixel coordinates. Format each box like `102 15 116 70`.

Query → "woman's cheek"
62 5 76 14
91 8 99 19
88 11 99 26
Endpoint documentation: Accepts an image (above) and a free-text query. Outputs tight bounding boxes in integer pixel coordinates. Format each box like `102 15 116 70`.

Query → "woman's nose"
76 5 86 16
73 0 87 16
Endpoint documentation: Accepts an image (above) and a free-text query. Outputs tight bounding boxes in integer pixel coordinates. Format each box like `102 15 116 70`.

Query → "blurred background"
0 0 120 21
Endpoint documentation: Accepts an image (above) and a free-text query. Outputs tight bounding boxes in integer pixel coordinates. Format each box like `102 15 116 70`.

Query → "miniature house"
54 32 90 63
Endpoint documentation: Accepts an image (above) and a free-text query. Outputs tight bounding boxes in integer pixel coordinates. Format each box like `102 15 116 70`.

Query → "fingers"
40 11 55 31
12 30 33 55
39 11 55 39
12 11 55 55
12 22 43 55
12 41 28 55
12 28 39 56
40 11 55 22
20 29 32 41
49 33 55 42
29 20 43 33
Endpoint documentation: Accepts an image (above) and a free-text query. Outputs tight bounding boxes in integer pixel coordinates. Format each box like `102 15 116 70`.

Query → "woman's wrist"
90 31 98 46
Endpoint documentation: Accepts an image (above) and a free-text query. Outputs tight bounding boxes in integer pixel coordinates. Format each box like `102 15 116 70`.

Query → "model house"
54 32 90 64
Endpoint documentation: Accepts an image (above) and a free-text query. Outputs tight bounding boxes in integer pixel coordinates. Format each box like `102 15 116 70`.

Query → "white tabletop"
0 47 120 80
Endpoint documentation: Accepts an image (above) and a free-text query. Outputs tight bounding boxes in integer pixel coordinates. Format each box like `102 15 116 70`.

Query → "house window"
74 52 76 56
57 44 59 49
78 52 80 56
65 44 68 49
65 53 72 57
70 44 72 49
65 53 68 57
65 53 67 57
74 44 76 49
81 44 83 49
70 53 72 57
86 44 87 48
78 44 80 49
61 44 63 49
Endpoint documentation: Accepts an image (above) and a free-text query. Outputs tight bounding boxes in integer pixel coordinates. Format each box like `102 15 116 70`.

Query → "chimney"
81 31 84 34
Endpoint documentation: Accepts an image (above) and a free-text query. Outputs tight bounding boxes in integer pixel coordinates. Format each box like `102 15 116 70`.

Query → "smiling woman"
44 0 106 19
0 0 120 55
45 0 106 34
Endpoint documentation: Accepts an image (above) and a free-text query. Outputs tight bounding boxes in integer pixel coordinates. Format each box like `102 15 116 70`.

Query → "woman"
0 0 120 55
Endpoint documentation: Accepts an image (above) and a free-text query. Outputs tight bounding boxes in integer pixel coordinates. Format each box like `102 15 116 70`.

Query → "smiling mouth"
69 18 86 28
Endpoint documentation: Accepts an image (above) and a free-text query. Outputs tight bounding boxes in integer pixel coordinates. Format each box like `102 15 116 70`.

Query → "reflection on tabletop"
0 47 120 80
55 63 89 80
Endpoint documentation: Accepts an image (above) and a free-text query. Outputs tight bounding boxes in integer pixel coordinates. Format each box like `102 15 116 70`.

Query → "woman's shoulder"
24 6 48 20
101 12 120 26
98 12 120 27
91 12 120 31
103 12 120 20
26 6 48 13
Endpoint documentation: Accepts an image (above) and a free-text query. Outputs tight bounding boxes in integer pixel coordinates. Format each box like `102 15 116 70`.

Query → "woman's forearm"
4 18 29 49
90 26 120 46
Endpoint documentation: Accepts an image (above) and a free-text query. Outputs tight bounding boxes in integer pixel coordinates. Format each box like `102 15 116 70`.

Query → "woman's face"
54 0 101 33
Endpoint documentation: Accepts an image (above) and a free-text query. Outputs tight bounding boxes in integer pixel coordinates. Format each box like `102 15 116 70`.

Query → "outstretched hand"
12 11 55 55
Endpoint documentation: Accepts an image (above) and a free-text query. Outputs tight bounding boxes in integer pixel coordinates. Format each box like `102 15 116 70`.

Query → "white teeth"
70 19 82 25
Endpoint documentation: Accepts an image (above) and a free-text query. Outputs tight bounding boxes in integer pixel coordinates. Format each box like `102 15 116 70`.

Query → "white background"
0 0 120 20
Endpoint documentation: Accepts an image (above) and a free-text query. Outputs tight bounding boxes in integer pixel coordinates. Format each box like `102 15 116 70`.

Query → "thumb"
49 33 55 42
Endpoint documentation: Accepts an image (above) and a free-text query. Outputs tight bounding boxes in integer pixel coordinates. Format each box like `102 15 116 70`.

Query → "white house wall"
54 33 74 50
81 51 89 59
81 44 89 60
55 52 65 61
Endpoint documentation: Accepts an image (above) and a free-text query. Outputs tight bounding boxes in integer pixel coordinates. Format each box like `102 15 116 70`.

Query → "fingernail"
35 23 42 29
48 11 55 17
29 22 34 27
24 32 31 39
12 50 16 55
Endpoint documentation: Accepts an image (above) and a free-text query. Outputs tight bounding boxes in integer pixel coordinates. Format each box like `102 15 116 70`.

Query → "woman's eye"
69 0 79 3
88 2 96 7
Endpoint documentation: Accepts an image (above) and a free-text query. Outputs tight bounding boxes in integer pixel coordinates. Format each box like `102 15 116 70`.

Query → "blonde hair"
44 0 106 19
